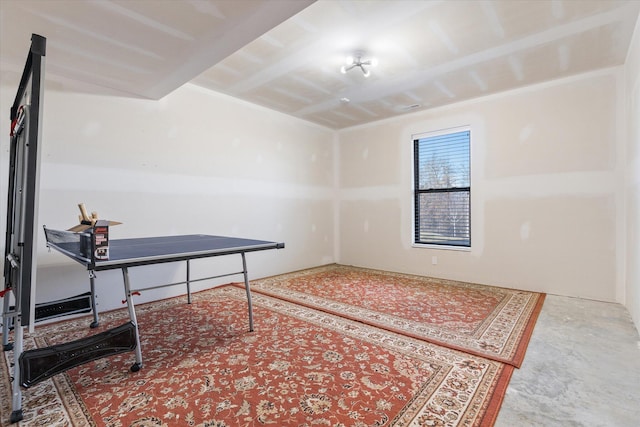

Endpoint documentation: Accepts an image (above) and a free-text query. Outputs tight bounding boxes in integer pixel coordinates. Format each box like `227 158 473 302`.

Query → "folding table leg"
2 293 12 350
10 323 23 423
241 253 254 332
122 267 143 372
186 260 192 304
89 270 99 328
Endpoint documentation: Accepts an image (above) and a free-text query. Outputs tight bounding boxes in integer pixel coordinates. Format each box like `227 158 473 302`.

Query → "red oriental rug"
1 286 511 427
247 265 545 367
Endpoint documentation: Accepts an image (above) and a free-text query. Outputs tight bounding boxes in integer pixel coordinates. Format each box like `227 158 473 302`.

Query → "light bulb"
345 56 354 65
370 58 379 67
363 69 371 78
340 65 347 74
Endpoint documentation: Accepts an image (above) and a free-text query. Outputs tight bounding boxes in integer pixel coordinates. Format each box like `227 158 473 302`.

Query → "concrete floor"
495 295 640 427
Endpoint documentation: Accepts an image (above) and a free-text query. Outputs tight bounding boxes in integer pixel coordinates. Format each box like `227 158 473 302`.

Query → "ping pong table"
42 227 285 372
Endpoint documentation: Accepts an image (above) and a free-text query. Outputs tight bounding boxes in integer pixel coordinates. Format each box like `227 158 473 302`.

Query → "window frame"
412 126 471 250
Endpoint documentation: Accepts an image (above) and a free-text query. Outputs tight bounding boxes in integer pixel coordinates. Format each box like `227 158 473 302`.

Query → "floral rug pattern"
248 265 545 367
1 286 512 427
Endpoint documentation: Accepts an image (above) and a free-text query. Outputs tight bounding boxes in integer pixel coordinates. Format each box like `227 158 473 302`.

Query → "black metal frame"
3 33 46 330
1 34 46 424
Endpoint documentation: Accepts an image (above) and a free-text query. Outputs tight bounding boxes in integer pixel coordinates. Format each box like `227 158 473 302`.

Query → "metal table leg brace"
115 253 255 370
122 267 143 372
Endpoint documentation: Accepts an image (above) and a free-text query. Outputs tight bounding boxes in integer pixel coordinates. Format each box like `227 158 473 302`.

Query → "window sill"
412 243 471 252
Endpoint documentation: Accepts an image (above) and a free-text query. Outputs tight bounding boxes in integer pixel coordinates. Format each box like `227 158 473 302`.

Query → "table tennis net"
43 227 92 260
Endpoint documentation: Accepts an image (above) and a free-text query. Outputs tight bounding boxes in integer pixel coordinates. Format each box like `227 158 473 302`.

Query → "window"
414 128 470 247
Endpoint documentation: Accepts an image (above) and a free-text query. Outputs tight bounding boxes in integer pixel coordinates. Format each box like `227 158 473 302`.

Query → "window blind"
414 130 470 247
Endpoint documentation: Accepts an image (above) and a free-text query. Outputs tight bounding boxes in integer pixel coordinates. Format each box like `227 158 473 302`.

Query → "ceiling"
0 0 314 98
1 1 639 130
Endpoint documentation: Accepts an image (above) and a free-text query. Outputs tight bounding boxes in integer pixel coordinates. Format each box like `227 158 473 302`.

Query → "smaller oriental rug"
247 265 545 367
1 286 511 427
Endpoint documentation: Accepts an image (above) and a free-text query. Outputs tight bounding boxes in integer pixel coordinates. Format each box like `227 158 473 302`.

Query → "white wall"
1 40 636 320
0 83 336 313
337 69 624 303
625 16 640 333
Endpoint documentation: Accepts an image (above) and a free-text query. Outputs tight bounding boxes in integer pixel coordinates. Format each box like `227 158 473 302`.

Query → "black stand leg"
10 409 23 423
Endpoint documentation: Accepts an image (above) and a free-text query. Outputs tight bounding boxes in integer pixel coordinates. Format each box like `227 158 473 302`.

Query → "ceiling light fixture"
340 54 378 77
